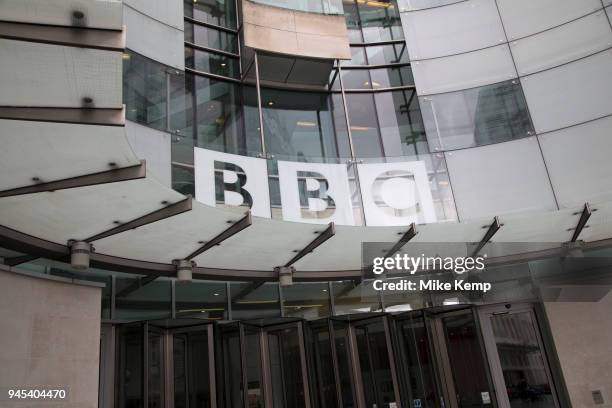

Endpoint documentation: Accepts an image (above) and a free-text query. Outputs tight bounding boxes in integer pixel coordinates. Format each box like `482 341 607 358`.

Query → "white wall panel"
445 137 557 220
412 44 515 95
497 0 603 40
125 121 172 188
124 0 184 30
123 5 184 69
510 11 612 76
539 116 612 208
401 0 505 60
0 39 122 108
521 49 612 134
0 0 122 30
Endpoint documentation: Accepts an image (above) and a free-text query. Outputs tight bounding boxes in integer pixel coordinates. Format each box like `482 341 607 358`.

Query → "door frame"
478 303 561 408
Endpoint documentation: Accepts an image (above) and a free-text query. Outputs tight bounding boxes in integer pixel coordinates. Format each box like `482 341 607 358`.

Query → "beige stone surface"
0 269 102 408
242 0 351 59
545 291 612 407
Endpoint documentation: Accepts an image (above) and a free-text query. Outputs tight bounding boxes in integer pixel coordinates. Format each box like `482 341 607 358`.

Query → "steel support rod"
471 216 502 257
285 222 336 267
185 211 252 260
0 161 146 198
570 203 592 242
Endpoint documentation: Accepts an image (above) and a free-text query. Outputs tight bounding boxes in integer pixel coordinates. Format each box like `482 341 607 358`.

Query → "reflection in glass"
420 80 534 151
491 312 556 407
443 312 494 407
355 320 397 407
250 0 344 15
222 328 244 408
114 278 172 320
333 321 356 407
397 313 438 408
261 89 340 161
175 280 227 319
173 330 213 408
231 282 281 320
148 330 163 408
245 328 264 408
185 47 239 78
332 280 382 315
117 326 143 408
194 77 260 156
310 325 338 407
186 22 238 53
345 93 385 157
358 0 404 43
282 282 331 319
268 327 307 408
184 0 237 28
123 52 167 131
366 43 410 65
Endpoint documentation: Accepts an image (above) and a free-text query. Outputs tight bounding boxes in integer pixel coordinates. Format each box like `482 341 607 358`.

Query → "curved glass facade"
248 0 344 15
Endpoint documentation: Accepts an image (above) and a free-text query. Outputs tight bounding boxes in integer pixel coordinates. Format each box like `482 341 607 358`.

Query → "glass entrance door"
426 308 496 408
479 304 559 408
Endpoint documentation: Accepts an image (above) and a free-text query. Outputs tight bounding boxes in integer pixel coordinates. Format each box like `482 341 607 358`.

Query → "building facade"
1 0 612 407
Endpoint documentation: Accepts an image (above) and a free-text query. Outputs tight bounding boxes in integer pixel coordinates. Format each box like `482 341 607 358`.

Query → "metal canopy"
185 211 252 261
471 216 502 257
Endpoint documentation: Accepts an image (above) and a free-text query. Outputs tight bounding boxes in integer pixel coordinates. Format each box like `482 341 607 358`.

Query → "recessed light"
213 293 220 296
267 101 274 106
220 63 226 67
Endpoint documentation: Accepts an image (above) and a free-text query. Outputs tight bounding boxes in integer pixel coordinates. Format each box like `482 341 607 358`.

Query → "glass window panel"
520 49 612 134
343 0 363 43
396 313 438 407
374 89 428 156
444 137 557 220
413 44 516 95
310 325 338 408
340 68 371 89
230 282 280 320
184 0 237 28
490 312 556 407
358 0 404 43
123 51 167 131
369 65 414 88
332 280 382 315
268 327 307 408
282 282 331 318
148 330 164 408
186 21 238 53
420 80 533 152
539 115 612 208
497 0 602 40
346 46 367 66
114 277 172 320
401 0 505 60
365 43 410 65
185 47 240 78
175 280 228 319
249 0 344 14
510 11 612 76
345 93 383 158
222 328 244 408
117 326 144 408
169 72 193 136
442 312 494 407
193 76 261 156
261 88 340 161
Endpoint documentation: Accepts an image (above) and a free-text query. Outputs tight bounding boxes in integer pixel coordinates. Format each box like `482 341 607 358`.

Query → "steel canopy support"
115 274 163 299
86 195 193 242
284 222 336 267
570 203 592 242
382 223 417 260
0 161 146 198
471 216 502 257
185 211 252 261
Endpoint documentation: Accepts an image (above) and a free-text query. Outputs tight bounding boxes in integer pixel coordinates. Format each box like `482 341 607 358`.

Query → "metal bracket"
0 160 146 198
185 211 252 261
471 216 502 257
569 203 592 242
382 222 417 260
86 195 193 242
285 222 336 267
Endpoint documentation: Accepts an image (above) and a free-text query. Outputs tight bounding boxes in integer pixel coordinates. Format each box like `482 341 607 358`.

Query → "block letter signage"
194 148 271 218
278 161 355 225
358 161 436 226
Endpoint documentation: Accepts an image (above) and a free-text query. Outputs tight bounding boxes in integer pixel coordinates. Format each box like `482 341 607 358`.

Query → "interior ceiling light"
350 126 371 131
296 121 316 127
267 101 274 106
